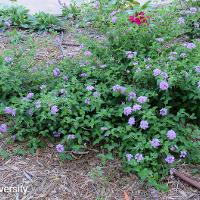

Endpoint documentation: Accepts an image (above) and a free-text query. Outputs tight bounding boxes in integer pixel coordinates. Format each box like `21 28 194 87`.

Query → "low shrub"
0 0 200 190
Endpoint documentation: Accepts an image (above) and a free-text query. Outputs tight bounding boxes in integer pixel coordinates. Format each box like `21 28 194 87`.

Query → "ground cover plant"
0 6 63 31
0 0 200 191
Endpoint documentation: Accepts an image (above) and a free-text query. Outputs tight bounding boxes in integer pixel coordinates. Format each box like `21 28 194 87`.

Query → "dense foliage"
0 0 200 190
0 6 62 31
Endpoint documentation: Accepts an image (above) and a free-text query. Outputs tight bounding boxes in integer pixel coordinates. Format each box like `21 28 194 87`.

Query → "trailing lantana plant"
0 0 200 191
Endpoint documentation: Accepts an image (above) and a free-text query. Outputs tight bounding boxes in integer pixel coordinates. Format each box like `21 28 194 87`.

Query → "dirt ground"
0 144 200 200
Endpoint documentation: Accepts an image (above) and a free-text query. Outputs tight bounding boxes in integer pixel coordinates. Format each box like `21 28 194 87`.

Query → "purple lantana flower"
198 81 200 88
86 85 95 91
128 92 136 101
161 72 168 79
84 51 92 56
165 155 175 164
4 107 16 116
126 51 137 59
128 117 135 126
111 16 117 23
135 153 144 163
51 105 59 115
35 100 41 109
0 124 7 133
180 151 187 158
132 104 142 111
140 120 149 130
53 131 61 138
137 96 148 104
126 153 133 162
167 130 176 140
4 57 13 63
53 68 61 77
112 85 126 94
124 107 132 116
63 76 69 81
153 68 161 76
56 144 64 153
93 91 100 98
194 66 200 73
67 134 76 140
184 43 196 49
85 98 91 105
26 92 34 99
190 7 197 14
159 81 169 90
177 17 185 25
151 138 161 148
80 73 88 77
160 108 168 116
94 1 100 9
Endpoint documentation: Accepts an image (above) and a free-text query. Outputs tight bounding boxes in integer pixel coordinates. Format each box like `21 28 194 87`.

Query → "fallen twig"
174 171 200 190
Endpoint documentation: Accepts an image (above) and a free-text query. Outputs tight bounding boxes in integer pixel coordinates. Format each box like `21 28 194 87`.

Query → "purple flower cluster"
177 17 185 25
63 76 69 81
112 85 126 94
86 85 95 91
194 66 200 73
180 151 187 158
153 68 161 76
159 81 169 90
126 51 137 59
161 72 168 80
137 96 148 104
56 144 64 153
132 104 142 111
53 131 61 138
111 16 117 23
85 98 91 105
128 92 136 101
126 153 133 162
190 7 197 14
67 134 76 140
135 153 144 163
128 117 135 126
26 92 34 100
124 107 132 116
51 105 59 115
198 81 200 89
165 155 175 164
140 120 149 130
169 52 177 61
4 107 16 116
167 130 176 140
84 51 92 56
184 43 196 49
94 1 100 9
150 138 161 148
80 73 88 77
160 108 168 116
93 91 100 98
0 124 7 133
35 100 41 109
53 68 61 77
4 57 13 63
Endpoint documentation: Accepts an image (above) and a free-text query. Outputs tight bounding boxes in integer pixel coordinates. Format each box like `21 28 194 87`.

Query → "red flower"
129 12 149 26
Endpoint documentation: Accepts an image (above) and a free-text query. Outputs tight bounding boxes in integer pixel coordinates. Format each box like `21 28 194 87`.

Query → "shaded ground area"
0 145 200 200
0 26 200 200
